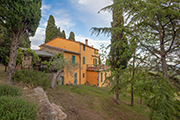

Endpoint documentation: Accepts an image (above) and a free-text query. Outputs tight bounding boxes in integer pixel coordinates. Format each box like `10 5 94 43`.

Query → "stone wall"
41 45 64 55
21 56 32 69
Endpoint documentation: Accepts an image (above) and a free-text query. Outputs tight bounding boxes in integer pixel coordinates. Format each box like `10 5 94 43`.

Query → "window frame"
83 57 85 64
83 45 85 51
72 55 75 63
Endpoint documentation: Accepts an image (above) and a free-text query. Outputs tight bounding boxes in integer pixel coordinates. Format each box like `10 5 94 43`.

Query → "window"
83 57 85 64
72 55 75 63
93 59 97 65
83 73 85 78
101 73 103 83
83 45 85 51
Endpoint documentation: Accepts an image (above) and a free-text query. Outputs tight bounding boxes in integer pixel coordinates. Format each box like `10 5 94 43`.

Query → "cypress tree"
68 31 75 41
45 15 57 43
109 0 130 103
56 27 62 38
62 30 66 39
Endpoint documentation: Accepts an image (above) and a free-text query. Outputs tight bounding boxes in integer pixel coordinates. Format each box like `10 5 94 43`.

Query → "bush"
0 96 36 120
12 69 51 90
0 84 22 97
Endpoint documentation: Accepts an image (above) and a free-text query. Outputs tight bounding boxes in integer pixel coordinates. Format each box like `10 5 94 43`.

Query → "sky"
30 0 113 51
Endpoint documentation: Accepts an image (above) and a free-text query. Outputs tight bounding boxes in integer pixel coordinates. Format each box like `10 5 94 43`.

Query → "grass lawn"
46 85 149 120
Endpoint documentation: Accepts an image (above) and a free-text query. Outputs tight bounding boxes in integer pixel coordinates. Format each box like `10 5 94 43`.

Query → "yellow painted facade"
40 36 109 86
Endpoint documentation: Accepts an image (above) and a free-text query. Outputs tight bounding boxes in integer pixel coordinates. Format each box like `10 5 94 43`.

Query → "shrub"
0 96 36 120
12 69 51 90
0 84 22 97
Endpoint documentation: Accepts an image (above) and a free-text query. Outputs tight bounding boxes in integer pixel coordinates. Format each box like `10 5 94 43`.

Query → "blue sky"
30 0 113 50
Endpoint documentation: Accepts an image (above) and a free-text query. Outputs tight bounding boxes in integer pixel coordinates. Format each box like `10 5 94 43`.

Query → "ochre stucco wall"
86 71 98 85
64 52 80 85
40 37 104 86
45 37 80 53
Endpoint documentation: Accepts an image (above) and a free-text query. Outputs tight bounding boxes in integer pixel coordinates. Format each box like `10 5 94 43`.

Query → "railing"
86 64 99 71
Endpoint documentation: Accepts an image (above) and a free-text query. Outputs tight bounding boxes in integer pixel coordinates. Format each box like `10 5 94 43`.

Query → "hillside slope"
0 64 149 120
46 85 149 120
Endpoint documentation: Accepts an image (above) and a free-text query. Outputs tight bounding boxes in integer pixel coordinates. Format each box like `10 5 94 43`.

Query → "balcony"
86 64 109 71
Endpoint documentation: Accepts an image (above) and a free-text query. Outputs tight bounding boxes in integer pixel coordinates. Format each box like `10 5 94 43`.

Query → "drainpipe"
79 43 81 84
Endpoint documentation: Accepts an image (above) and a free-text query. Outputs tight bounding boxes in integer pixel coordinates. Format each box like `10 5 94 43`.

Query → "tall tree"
68 31 75 41
19 33 31 48
62 30 66 39
0 0 42 81
56 27 62 38
91 0 131 103
45 15 57 43
110 0 130 103
104 0 180 119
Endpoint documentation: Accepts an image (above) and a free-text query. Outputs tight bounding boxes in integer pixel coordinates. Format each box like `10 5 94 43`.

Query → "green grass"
0 84 22 97
0 96 37 120
47 85 150 120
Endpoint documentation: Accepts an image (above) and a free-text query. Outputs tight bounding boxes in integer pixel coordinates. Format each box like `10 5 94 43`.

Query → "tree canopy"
45 15 57 43
62 30 66 39
0 0 42 81
91 0 180 119
68 31 75 41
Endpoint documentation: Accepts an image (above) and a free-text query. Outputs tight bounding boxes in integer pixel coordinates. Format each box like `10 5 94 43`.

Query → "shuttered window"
93 59 97 65
83 57 85 64
72 55 75 63
101 73 103 83
83 45 85 51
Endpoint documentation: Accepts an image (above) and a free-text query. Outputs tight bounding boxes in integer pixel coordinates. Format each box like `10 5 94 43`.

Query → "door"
74 73 77 85
61 76 64 85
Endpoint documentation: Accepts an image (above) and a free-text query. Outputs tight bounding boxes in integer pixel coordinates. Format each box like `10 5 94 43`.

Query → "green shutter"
101 73 103 83
83 57 85 64
72 55 75 63
93 59 97 65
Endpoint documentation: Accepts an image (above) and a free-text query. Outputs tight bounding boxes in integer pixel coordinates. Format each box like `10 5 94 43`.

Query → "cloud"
55 17 76 30
30 27 45 49
41 5 51 13
69 0 112 27
41 5 51 10
75 35 110 50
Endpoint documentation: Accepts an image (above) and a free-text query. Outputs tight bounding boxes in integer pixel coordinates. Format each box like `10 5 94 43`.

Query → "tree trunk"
113 89 119 104
113 80 119 104
51 69 63 89
131 86 134 106
5 65 7 72
161 56 169 79
160 31 169 79
6 36 19 82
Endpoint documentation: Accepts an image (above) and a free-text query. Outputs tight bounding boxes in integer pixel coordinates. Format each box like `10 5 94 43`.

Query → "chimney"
85 39 88 45
91 45 93 47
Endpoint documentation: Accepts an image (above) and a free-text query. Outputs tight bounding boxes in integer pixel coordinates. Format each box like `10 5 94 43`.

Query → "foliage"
0 0 42 81
68 31 75 41
0 25 11 67
57 27 63 38
12 69 51 90
0 96 36 120
0 84 22 97
42 53 79 76
146 79 180 120
15 48 41 67
45 15 57 43
62 30 66 39
19 33 31 48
